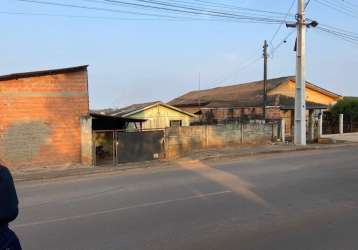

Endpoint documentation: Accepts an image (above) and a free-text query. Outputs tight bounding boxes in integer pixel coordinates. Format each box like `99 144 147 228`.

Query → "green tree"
331 97 358 131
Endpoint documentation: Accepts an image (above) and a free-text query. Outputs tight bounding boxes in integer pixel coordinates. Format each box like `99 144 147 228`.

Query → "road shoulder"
12 142 358 183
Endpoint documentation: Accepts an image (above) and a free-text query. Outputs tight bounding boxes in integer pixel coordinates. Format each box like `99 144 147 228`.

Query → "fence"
93 121 280 165
164 122 279 159
322 112 358 134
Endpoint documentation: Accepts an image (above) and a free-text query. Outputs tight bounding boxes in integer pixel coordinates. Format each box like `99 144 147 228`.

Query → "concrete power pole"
294 0 307 145
263 40 268 120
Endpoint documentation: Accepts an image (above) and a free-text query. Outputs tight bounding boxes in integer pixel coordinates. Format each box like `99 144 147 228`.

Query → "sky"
1 0 358 109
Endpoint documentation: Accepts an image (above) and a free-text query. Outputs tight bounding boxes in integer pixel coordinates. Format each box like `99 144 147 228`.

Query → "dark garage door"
116 130 164 163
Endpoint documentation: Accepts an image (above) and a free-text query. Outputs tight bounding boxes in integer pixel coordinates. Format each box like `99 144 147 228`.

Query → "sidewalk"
12 142 358 183
322 132 358 143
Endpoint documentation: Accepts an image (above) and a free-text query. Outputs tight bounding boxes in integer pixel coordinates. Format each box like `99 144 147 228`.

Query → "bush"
331 97 358 121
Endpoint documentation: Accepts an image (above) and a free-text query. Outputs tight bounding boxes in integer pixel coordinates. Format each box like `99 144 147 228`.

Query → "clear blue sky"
1 0 357 108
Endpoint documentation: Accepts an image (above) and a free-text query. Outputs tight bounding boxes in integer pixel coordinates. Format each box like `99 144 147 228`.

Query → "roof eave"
90 112 146 122
0 65 89 81
120 102 162 117
122 102 196 118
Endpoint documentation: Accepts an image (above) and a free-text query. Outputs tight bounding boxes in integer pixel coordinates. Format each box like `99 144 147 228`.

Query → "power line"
323 0 358 12
131 0 293 18
313 0 358 19
315 25 358 46
0 10 154 20
319 23 358 37
15 0 188 19
197 0 294 16
0 10 238 22
305 0 312 9
270 30 296 57
181 0 294 17
211 55 262 87
85 0 292 23
316 29 358 47
317 27 358 41
269 0 295 47
2 9 286 24
313 22 358 46
100 0 289 23
341 0 358 10
16 0 292 24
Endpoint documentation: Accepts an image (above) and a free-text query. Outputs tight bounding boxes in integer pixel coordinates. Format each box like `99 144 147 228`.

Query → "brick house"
0 65 90 168
169 76 341 138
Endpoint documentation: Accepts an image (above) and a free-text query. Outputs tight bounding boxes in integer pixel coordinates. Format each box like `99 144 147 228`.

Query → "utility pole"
286 1 318 145
263 40 268 120
295 0 306 145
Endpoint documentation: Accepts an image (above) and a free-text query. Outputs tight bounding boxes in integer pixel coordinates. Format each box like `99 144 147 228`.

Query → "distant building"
169 76 341 137
96 101 195 130
0 66 90 168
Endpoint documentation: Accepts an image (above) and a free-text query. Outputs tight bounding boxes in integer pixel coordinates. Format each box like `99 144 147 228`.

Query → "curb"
196 142 358 162
14 142 358 183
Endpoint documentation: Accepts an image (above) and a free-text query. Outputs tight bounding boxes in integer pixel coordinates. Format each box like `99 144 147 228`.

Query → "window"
170 120 182 127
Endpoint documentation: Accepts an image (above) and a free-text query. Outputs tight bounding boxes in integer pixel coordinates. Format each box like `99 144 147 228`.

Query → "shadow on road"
175 159 268 207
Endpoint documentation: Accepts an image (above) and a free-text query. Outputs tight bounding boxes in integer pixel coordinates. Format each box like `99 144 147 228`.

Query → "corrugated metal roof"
110 101 161 117
95 101 196 118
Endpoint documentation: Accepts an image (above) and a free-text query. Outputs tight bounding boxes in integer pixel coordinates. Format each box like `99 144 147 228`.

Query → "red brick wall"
0 69 89 168
201 107 267 121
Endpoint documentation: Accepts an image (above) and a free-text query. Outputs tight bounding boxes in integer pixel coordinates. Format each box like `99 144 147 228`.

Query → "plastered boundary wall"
164 123 279 158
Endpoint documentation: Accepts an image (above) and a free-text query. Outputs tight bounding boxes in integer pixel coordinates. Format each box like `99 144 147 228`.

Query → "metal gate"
116 130 164 163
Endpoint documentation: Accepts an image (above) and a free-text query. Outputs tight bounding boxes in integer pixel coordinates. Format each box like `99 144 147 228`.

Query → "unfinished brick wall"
201 107 272 122
0 68 89 168
266 107 282 120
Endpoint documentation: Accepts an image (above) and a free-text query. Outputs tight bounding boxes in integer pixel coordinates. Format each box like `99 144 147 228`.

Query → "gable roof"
168 76 341 108
169 76 293 107
95 101 196 118
0 65 88 81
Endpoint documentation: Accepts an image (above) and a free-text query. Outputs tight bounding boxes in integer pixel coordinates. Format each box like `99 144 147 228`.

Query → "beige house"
98 101 195 129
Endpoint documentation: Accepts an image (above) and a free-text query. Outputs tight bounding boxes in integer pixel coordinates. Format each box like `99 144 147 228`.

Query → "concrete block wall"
164 126 206 158
80 116 93 166
165 122 278 158
243 123 277 144
0 69 89 168
206 124 243 147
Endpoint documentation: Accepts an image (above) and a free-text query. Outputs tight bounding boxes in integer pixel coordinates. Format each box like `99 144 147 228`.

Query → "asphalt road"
12 145 358 250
